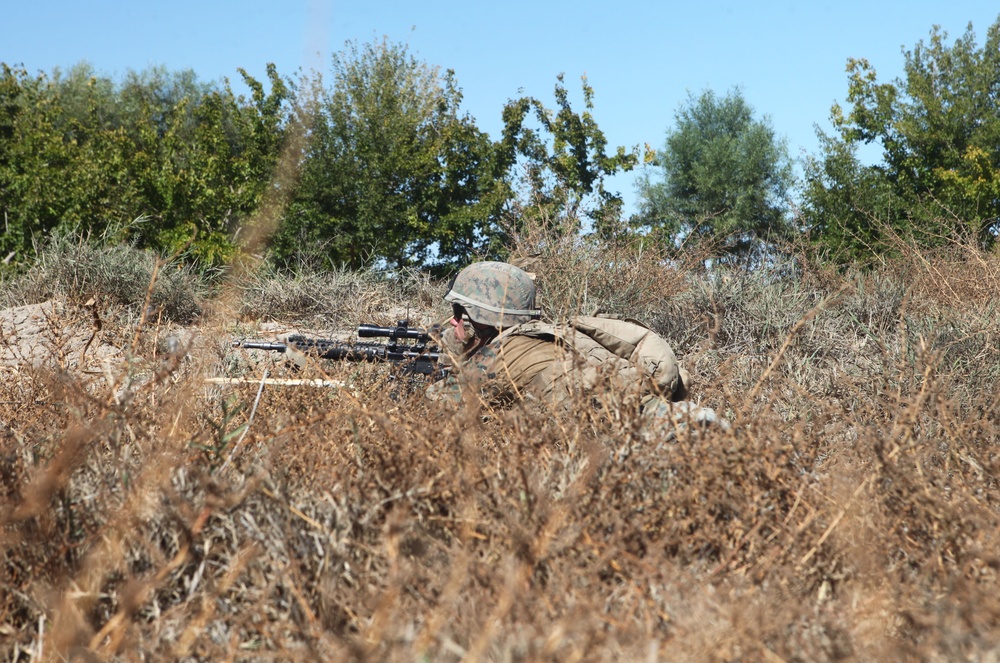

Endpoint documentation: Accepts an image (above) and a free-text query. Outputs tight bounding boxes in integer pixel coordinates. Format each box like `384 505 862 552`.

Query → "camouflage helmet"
445 261 540 328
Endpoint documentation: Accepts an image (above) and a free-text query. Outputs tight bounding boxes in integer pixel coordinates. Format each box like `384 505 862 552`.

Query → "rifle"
233 320 445 377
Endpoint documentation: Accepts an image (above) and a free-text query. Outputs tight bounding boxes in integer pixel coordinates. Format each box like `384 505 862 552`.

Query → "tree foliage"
0 43 664 274
637 88 794 260
272 47 638 271
0 62 290 266
802 17 1000 260
274 39 506 271
498 74 640 237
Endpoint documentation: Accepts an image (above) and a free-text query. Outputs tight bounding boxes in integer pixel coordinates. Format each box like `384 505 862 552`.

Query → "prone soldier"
428 261 730 437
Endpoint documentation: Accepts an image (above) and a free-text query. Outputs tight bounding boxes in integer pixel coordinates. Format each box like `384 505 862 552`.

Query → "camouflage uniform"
429 261 729 436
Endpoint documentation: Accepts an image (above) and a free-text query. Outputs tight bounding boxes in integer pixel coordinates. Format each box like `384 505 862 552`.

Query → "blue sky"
2 1 997 216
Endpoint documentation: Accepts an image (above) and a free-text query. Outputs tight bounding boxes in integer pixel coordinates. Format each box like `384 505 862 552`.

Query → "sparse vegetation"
234 262 444 328
1 229 205 324
1 227 998 662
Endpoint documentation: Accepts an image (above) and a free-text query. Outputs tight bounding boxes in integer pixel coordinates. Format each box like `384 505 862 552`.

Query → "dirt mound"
0 299 123 371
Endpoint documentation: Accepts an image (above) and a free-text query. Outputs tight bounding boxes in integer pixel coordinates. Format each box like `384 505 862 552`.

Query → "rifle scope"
357 320 432 342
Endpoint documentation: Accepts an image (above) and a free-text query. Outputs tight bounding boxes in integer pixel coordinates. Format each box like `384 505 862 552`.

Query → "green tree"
275 39 506 271
799 132 902 262
636 88 794 261
0 63 115 259
120 64 291 263
498 74 639 238
0 62 290 266
803 16 1000 259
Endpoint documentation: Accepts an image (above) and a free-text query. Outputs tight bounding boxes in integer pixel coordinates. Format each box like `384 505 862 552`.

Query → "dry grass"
1 232 999 662
1 232 204 325
234 264 444 329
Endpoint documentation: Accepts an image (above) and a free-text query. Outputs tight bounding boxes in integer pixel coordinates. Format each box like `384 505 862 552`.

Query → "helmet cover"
445 261 540 328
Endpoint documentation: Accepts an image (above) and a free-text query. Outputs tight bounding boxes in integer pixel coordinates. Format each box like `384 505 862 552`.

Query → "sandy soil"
0 300 124 371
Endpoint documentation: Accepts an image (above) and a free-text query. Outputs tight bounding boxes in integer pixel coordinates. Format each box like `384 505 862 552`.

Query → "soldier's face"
450 304 468 341
441 317 480 359
449 316 467 341
448 304 497 356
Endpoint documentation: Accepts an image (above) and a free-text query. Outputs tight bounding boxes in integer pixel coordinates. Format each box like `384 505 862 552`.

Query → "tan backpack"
508 316 689 401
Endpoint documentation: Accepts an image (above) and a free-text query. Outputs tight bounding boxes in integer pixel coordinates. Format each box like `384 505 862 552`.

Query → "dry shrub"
1 232 204 324
235 263 446 328
1 236 999 662
505 218 698 323
885 223 1000 310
